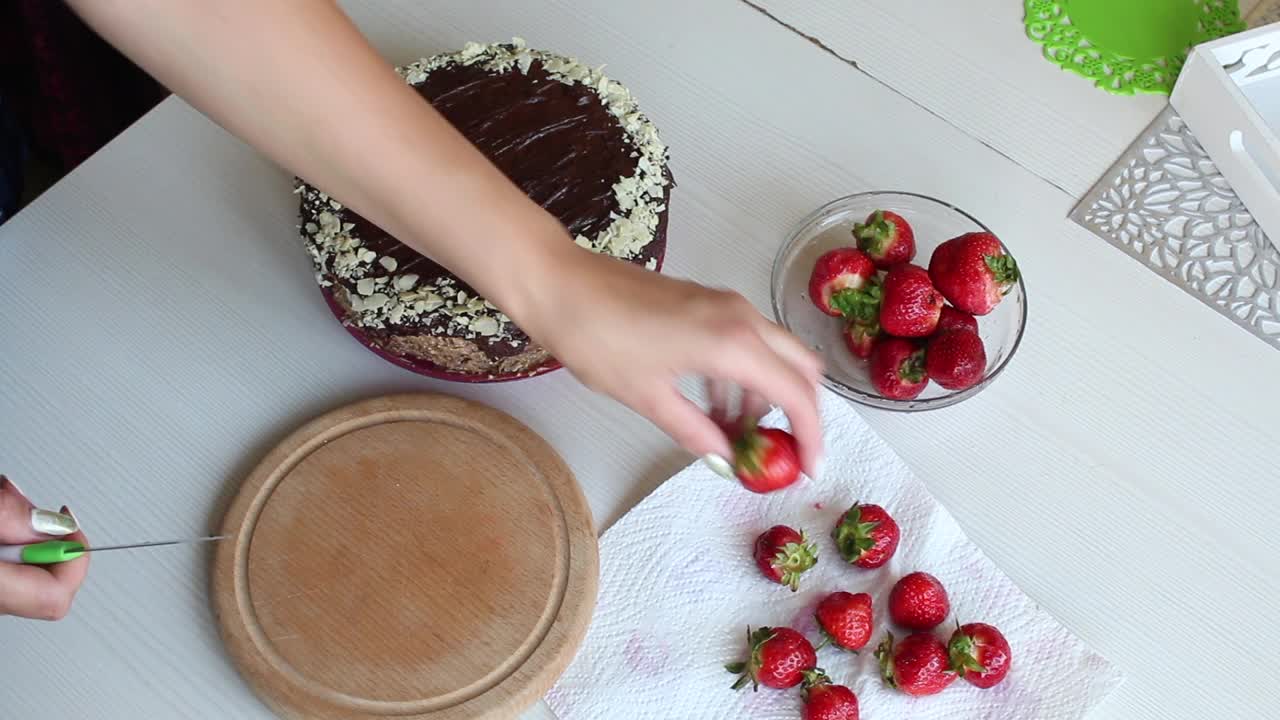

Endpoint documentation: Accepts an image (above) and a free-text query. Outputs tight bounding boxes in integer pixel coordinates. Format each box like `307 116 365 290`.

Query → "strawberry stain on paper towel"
622 632 670 676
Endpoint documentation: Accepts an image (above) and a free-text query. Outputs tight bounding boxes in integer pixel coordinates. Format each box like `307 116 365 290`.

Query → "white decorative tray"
1071 106 1280 348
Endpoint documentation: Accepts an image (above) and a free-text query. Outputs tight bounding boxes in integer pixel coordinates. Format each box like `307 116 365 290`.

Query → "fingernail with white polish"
32 508 78 536
702 453 735 479
812 456 825 481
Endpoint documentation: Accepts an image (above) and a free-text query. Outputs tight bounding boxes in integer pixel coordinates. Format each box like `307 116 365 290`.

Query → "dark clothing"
0 0 168 224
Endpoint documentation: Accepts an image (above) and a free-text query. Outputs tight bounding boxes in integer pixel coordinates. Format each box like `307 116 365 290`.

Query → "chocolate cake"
297 40 672 379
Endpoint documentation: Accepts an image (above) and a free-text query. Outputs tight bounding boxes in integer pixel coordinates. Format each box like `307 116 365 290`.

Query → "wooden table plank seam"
737 0 1080 197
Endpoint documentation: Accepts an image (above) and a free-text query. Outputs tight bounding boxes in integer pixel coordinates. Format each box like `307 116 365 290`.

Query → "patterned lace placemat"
1071 106 1280 347
1025 0 1245 95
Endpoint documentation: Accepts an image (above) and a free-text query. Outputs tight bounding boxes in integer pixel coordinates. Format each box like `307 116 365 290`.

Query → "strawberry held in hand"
808 248 876 317
876 631 957 696
732 425 802 494
949 622 1012 688
815 591 874 651
928 232 1020 315
889 572 950 631
880 264 943 337
832 502 900 568
925 329 986 391
869 338 928 400
726 626 817 691
753 525 818 592
801 670 860 720
854 210 915 268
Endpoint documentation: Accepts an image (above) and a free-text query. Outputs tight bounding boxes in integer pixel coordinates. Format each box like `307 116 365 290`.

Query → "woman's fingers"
0 562 79 621
47 512 89 605
0 476 78 545
705 378 732 430
642 387 733 464
740 391 771 427
0 506 89 621
753 315 825 383
703 328 824 478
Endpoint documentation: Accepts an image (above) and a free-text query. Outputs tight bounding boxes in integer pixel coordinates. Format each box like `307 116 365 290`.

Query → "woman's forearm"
67 0 574 321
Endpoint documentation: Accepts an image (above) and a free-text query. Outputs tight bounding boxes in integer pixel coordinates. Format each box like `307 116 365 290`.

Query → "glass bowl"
771 191 1027 410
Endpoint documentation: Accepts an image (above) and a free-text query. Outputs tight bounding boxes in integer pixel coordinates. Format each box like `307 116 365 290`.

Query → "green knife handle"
21 540 86 564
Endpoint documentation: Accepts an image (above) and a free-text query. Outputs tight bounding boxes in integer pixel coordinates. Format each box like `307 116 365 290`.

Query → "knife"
0 536 225 565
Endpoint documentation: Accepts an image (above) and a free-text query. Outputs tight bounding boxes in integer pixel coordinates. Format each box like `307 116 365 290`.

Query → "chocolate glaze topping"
301 56 669 362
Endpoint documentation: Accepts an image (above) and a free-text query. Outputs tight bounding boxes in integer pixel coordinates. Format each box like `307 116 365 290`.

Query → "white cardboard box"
1173 23 1280 245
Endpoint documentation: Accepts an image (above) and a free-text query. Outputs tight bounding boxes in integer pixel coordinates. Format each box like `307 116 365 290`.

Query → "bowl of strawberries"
772 191 1026 410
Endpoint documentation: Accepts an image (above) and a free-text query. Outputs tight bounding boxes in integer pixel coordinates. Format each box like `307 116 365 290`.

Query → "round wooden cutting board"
212 394 597 720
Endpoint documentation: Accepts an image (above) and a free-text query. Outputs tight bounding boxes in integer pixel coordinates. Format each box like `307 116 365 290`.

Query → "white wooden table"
3 1 1279 717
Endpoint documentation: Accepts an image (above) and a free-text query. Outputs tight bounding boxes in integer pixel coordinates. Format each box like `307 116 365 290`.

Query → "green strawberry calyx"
830 280 883 324
801 668 833 698
875 632 898 689
947 625 988 675
771 533 818 592
813 622 857 653
847 319 881 342
832 503 882 563
732 421 769 476
984 253 1020 289
853 210 895 256
726 626 777 691
899 349 927 384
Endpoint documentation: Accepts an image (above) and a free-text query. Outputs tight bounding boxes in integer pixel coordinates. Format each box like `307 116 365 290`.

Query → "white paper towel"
545 391 1123 719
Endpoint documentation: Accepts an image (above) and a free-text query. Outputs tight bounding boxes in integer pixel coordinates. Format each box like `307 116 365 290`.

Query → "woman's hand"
521 247 825 476
0 476 88 620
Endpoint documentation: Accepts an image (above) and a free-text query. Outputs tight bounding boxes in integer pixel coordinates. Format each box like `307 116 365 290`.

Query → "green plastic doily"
1025 0 1245 96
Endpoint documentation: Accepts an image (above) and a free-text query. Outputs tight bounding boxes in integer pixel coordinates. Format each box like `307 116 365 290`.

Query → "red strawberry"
854 210 915 268
832 502 900 568
869 338 928 400
949 622 1012 688
889 572 950 631
876 631 957 696
937 306 979 334
801 670 860 720
880 264 943 337
753 525 818 592
732 426 801 494
726 626 817 691
815 591 874 651
928 232 1020 315
925 330 986 391
808 248 876 317
842 320 882 359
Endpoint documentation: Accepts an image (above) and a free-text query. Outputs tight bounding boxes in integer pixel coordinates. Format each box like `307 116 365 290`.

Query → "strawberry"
880 264 943 337
815 591 874 651
949 622 1012 688
726 626 817 691
808 248 876 317
876 631 957 696
889 572 950 631
832 502 900 569
801 670 860 720
842 320 881 359
937 306 979 334
928 232 1020 315
853 210 915 268
753 525 818 592
869 338 928 400
925 330 986 391
732 426 801 494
